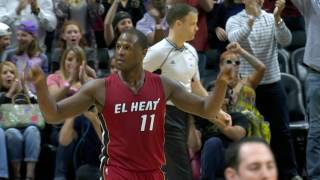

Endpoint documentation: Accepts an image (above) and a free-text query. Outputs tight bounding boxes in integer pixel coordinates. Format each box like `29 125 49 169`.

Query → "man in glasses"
226 0 302 179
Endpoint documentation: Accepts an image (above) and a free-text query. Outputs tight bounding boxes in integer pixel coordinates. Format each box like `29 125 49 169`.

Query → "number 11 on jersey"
140 114 155 131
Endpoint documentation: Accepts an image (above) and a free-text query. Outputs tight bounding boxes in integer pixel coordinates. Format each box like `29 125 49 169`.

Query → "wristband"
276 18 283 26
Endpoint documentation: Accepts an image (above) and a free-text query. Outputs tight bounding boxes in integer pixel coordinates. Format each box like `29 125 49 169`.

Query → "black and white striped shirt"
226 10 292 84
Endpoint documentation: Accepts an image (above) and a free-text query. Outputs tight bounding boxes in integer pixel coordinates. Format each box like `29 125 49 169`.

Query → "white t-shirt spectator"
0 0 57 50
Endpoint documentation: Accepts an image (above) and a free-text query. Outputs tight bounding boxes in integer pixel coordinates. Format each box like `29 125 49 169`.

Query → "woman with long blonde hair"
47 46 101 180
0 61 40 180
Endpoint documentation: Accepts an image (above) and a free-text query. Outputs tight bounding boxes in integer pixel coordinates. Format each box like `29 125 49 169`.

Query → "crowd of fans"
0 0 318 179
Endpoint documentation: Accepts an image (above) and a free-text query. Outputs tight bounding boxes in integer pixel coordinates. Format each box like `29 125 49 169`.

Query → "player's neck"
119 68 144 85
118 69 145 94
167 31 185 48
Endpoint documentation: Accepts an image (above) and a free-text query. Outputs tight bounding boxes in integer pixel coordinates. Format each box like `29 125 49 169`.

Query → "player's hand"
215 27 227 42
213 110 232 130
79 62 96 84
217 63 235 83
216 110 232 126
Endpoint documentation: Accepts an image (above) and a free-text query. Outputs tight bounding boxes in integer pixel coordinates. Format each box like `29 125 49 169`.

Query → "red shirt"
102 71 166 171
185 0 209 52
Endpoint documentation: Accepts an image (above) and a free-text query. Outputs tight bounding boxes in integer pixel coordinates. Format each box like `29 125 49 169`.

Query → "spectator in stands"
104 0 134 57
183 0 214 78
224 137 277 180
200 42 267 179
0 22 12 62
226 0 301 179
207 0 244 71
51 21 97 72
221 42 269 140
104 9 134 62
186 115 202 180
6 20 48 95
53 0 104 46
264 0 304 31
136 0 168 45
199 112 248 180
48 46 94 102
0 0 57 50
0 61 40 180
290 1 320 179
47 46 96 180
0 126 8 180
104 0 145 25
108 56 118 74
208 0 244 48
0 24 11 180
58 113 101 180
143 4 229 180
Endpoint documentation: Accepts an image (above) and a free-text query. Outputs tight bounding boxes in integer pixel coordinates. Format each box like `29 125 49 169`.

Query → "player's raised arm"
28 66 104 124
162 64 233 120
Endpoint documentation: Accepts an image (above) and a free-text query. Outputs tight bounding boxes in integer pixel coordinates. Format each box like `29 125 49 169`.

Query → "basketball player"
27 28 234 180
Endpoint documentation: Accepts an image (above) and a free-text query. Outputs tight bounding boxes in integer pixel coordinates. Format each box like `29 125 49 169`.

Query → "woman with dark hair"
207 0 244 70
104 0 134 57
104 0 144 27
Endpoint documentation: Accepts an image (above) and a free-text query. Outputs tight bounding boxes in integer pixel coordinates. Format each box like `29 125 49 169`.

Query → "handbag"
0 93 45 129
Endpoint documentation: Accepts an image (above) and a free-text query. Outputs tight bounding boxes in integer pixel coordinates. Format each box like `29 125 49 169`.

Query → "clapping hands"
273 0 286 24
79 62 96 85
